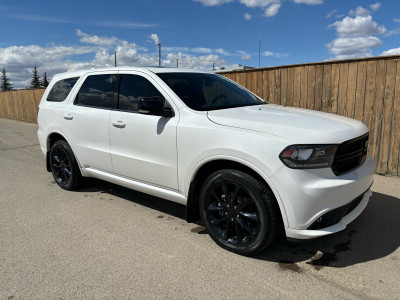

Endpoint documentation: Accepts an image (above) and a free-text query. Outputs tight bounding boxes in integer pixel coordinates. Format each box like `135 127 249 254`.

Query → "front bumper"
270 155 375 239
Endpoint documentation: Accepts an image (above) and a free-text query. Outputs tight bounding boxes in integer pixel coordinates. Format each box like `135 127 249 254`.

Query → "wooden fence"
0 55 399 175
219 55 400 176
0 89 45 123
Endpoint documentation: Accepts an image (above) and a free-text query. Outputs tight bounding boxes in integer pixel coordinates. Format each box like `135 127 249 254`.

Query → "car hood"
207 104 369 144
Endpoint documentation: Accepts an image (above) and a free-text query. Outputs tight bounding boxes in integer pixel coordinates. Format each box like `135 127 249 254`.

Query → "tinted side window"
75 74 118 109
47 77 79 102
119 74 163 112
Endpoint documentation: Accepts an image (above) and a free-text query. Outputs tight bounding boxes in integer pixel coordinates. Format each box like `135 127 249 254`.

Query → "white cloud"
384 30 399 37
163 47 190 52
330 16 386 36
215 48 231 56
239 0 278 7
326 9 338 18
327 8 387 60
349 6 370 16
150 33 160 45
263 3 281 17
191 47 213 54
394 18 400 24
381 47 400 56
76 29 118 46
244 13 252 20
237 50 251 59
0 30 228 88
193 0 233 6
370 2 381 11
327 36 382 59
262 50 289 58
293 0 322 4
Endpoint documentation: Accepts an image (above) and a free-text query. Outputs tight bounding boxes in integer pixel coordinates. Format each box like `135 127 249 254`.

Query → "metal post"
157 43 161 67
114 51 117 67
213 63 215 70
176 59 179 68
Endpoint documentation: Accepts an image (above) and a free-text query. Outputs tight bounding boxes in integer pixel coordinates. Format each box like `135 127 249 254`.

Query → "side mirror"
138 96 174 117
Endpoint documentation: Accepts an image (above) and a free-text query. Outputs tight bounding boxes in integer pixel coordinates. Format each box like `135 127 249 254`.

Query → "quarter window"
47 77 79 102
75 74 118 109
118 74 163 112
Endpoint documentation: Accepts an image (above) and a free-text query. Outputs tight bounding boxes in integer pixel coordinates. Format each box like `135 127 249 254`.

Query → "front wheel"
199 169 280 255
49 140 83 190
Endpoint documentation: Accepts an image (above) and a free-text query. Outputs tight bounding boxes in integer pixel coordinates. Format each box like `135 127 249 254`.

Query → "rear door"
61 73 118 172
109 72 179 190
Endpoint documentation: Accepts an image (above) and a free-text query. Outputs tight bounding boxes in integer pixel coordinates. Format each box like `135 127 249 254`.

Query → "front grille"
331 133 369 176
308 193 365 230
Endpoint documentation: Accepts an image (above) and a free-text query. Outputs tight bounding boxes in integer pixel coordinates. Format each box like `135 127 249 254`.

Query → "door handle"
63 113 73 120
112 120 126 128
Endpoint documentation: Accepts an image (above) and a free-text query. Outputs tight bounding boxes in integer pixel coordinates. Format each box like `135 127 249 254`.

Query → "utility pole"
157 43 161 67
176 59 179 68
114 51 117 67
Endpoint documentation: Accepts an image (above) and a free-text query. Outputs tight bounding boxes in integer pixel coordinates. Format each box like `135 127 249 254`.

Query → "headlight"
279 145 338 169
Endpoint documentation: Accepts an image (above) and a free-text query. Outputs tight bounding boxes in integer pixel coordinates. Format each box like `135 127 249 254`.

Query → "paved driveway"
0 118 399 299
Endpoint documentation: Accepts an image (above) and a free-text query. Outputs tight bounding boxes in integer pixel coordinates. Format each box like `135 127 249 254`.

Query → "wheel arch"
46 132 82 174
185 158 288 228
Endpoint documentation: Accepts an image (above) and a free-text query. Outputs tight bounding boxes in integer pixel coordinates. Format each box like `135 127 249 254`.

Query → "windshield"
157 72 266 111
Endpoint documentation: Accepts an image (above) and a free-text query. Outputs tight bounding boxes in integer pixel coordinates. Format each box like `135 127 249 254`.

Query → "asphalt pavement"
0 117 399 299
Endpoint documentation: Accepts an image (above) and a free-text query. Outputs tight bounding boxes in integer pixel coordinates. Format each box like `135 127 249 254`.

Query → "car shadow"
255 191 400 269
76 179 399 268
77 178 186 220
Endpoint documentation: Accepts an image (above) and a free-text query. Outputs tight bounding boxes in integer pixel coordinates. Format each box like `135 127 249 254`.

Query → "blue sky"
0 0 399 88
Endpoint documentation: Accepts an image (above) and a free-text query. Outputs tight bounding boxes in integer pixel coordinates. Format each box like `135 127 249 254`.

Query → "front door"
109 73 179 190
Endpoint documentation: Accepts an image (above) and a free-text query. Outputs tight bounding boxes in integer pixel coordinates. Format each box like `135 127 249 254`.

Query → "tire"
199 169 280 256
49 140 83 190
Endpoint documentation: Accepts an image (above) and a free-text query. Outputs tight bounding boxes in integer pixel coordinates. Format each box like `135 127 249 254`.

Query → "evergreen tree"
1 68 13 91
42 72 49 88
30 65 41 88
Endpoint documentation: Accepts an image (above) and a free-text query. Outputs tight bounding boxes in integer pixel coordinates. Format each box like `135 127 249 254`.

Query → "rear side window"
118 74 163 112
47 77 79 102
75 74 118 109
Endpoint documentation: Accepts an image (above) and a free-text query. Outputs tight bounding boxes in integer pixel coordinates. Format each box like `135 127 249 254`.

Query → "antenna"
258 35 261 68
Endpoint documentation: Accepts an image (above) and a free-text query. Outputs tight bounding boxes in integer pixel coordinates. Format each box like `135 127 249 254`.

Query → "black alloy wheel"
200 169 280 255
50 140 82 190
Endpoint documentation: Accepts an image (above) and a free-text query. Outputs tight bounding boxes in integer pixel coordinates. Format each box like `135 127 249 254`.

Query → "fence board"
314 65 323 111
354 61 367 121
329 64 340 114
337 63 349 116
293 67 301 108
370 59 387 162
280 68 288 106
389 59 400 175
307 65 316 110
274 69 281 105
299 66 308 109
287 67 295 107
377 59 397 173
262 70 269 101
321 64 332 112
345 62 358 119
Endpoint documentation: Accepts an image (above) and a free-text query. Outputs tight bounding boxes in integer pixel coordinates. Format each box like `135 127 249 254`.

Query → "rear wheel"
199 169 279 255
50 140 82 190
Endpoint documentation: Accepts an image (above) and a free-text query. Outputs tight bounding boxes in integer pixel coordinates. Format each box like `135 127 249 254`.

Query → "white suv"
37 67 375 255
